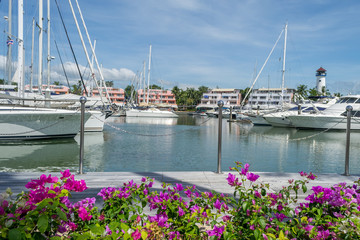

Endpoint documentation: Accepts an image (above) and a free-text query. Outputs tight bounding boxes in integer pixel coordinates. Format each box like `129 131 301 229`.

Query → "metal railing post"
298 104 301 115
79 96 87 174
217 100 224 174
345 105 352 176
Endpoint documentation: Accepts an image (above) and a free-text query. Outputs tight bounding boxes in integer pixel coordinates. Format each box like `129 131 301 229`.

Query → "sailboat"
0 0 90 140
126 45 178 118
242 23 295 125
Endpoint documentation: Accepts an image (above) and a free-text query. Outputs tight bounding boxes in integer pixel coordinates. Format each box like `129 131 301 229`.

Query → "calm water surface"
1 114 359 174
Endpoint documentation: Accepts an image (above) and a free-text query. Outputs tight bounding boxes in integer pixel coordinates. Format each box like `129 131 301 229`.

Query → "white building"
196 88 242 111
316 67 327 94
246 88 295 110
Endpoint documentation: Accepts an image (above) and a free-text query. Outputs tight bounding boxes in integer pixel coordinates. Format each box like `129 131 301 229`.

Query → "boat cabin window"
355 99 360 104
346 98 357 103
338 98 350 103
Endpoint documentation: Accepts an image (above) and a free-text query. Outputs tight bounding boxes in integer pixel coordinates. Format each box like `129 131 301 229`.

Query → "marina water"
1 114 359 175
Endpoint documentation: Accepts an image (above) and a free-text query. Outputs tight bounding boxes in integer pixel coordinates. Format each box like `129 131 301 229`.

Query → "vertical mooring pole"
345 105 353 176
79 96 87 175
298 104 301 115
217 100 224 174
229 106 233 121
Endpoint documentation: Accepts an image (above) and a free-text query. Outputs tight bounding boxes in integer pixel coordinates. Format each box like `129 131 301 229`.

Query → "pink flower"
241 163 250 175
207 225 224 239
60 169 71 180
226 173 237 186
214 199 222 210
131 229 141 240
78 207 92 221
246 172 259 182
178 207 185 217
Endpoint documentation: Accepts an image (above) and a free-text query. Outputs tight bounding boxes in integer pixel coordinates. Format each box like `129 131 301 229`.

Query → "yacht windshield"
346 98 357 103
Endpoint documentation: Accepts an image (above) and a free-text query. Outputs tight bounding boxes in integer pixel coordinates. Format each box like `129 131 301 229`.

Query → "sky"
0 0 359 95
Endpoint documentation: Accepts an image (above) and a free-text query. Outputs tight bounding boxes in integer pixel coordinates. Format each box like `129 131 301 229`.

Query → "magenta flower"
178 206 185 216
246 172 259 182
131 229 141 240
241 163 250 175
226 173 238 186
214 199 222 210
78 206 92 221
207 225 225 239
60 169 71 180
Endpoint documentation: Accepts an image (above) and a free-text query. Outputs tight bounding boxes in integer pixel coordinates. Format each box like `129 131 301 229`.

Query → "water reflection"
1 115 360 174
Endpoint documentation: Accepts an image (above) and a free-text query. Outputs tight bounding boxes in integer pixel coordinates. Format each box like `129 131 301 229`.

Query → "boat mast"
240 28 284 107
68 0 109 105
147 44 152 104
280 22 288 110
38 0 43 94
17 0 24 98
6 0 12 84
46 0 51 88
30 18 35 92
143 60 146 103
73 0 112 104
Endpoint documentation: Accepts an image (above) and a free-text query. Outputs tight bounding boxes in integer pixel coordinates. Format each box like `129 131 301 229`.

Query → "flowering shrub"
0 163 360 239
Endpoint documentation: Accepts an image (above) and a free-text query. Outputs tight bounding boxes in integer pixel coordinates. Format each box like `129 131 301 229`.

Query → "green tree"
105 81 114 87
240 87 251 104
71 82 82 95
149 84 161 89
308 87 318 96
296 84 308 98
0 79 4 84
334 92 342 97
53 81 60 86
124 85 136 102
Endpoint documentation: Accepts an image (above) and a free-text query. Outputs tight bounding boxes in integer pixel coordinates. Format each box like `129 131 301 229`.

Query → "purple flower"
131 229 141 240
246 172 259 182
207 225 225 239
214 199 222 210
241 163 250 175
226 173 237 186
178 207 185 216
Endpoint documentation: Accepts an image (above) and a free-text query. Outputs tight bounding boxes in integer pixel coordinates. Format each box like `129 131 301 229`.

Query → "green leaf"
8 229 22 240
302 184 307 193
261 188 266 196
37 214 49 233
259 218 267 229
89 224 104 235
120 222 129 232
141 230 148 240
254 229 260 240
56 208 67 221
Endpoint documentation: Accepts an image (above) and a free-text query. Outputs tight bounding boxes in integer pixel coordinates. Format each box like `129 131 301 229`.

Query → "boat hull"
126 109 178 118
287 115 360 130
0 107 90 140
85 110 105 132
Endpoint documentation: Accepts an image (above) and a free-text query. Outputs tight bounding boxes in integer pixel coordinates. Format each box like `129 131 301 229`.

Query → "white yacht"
287 95 360 130
263 98 337 127
126 107 178 118
0 106 90 140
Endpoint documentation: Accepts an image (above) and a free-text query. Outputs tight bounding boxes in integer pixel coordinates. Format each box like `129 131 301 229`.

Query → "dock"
1 171 359 208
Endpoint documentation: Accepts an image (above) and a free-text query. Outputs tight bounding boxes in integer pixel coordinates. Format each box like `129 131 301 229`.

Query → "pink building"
137 89 177 108
91 87 125 104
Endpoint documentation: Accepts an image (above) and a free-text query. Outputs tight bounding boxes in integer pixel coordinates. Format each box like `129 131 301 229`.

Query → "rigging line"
54 40 71 90
254 118 346 142
54 0 88 97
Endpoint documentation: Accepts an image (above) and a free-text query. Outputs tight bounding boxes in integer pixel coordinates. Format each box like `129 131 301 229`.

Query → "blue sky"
0 0 359 94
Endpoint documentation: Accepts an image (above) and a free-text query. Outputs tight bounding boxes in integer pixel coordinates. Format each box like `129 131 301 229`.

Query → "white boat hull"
263 115 293 127
0 106 90 140
287 115 360 130
85 111 106 132
247 114 271 126
126 109 178 118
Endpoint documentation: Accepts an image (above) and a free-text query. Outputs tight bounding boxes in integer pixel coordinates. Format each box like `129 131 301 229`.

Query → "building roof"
317 67 326 72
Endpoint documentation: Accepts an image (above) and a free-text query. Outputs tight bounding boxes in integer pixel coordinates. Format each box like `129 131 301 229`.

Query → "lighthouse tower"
316 67 326 95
